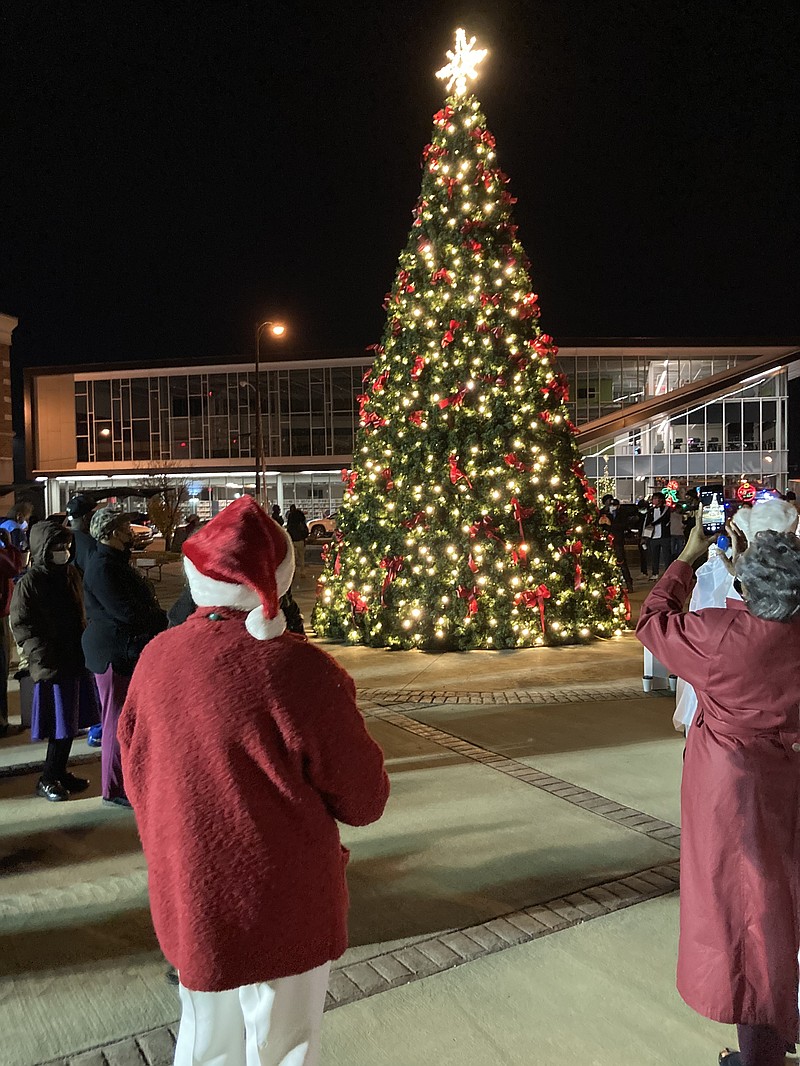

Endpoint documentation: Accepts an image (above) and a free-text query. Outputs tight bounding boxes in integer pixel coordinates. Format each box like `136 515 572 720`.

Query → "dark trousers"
42 737 72 784
647 537 668 576
737 1024 786 1065
614 548 633 591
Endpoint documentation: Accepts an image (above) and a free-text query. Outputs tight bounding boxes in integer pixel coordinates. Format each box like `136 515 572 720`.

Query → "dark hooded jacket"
82 542 168 676
10 522 87 683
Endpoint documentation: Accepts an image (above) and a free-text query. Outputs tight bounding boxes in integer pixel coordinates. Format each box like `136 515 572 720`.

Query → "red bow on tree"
500 189 518 206
490 325 505 340
356 393 370 417
444 177 458 200
408 410 423 426
422 143 446 163
570 461 597 505
470 128 496 148
460 219 486 235
457 585 481 616
333 551 342 576
473 162 494 190
469 515 501 542
517 293 541 320
434 105 455 125
468 553 479 573
341 469 358 494
365 344 383 358
464 238 483 252
515 584 550 632
401 511 427 530
448 454 472 488
441 320 462 347
510 544 529 567
529 334 558 358
379 556 404 605
560 541 584 589
438 385 469 410
391 318 403 337
431 267 453 285
346 590 369 615
410 354 426 380
541 373 570 404
510 496 535 538
397 269 410 286
361 411 387 432
480 292 501 308
380 468 394 492
372 370 390 394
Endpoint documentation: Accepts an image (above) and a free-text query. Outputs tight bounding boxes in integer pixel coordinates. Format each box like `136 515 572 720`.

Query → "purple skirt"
31 673 101 741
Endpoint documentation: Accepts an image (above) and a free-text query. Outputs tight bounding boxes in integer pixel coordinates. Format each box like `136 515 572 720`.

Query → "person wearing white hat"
119 496 389 1066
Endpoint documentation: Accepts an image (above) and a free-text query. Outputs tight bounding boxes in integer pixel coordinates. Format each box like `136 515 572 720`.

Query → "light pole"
253 320 286 503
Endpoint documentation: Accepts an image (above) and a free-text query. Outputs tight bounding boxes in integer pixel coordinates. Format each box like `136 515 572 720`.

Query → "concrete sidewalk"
1 565 741 1066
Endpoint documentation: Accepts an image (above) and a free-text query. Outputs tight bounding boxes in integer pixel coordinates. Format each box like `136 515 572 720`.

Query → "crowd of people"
1 486 800 1065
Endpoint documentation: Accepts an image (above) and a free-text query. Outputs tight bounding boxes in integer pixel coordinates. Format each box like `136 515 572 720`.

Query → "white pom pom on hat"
732 497 799 540
182 496 295 640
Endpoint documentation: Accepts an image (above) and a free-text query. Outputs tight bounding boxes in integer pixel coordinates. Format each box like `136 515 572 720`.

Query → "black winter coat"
82 543 168 675
10 522 87 683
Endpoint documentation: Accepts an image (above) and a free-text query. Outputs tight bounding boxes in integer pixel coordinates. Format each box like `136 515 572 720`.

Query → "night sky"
2 1 798 376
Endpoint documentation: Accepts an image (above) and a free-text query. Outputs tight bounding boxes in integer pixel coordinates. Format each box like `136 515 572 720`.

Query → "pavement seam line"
36 859 680 1066
364 702 681 849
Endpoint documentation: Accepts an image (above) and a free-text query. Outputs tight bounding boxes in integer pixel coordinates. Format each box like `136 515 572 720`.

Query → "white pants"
174 962 330 1066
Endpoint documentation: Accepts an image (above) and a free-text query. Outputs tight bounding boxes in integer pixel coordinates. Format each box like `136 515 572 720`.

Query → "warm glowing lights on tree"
312 34 627 650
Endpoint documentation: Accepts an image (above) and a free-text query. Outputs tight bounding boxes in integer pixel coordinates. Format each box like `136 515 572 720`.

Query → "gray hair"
735 530 800 623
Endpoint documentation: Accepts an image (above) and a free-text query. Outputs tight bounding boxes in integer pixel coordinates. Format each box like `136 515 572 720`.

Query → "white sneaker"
650 574 659 581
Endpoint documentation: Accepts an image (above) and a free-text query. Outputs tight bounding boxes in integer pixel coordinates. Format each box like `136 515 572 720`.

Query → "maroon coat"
118 608 389 992
637 561 800 1042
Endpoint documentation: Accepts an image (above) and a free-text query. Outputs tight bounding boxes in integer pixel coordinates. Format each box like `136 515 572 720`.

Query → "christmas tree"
313 30 628 650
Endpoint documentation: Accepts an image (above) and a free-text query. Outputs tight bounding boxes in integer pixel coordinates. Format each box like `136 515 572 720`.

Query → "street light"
253 319 287 504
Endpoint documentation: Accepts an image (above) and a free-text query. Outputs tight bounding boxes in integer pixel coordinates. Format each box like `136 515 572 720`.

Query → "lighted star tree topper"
313 30 629 650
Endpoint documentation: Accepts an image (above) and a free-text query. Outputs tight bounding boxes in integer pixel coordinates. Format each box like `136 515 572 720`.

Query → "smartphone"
699 484 726 535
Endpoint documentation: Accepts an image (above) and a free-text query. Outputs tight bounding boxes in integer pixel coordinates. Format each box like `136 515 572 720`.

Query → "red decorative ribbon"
510 496 535 539
433 105 454 126
529 334 559 358
469 128 496 148
333 551 341 576
422 143 446 163
431 267 454 285
448 455 472 488
408 410 423 426
515 584 551 632
365 344 384 358
460 219 486 235
346 590 368 614
560 541 584 589
444 177 458 200
410 354 426 380
510 545 529 567
401 511 427 530
438 385 469 410
457 585 480 616
480 292 501 308
500 189 518 206
605 585 631 622
517 293 541 320
356 393 370 417
540 373 570 404
380 468 394 492
468 553 479 573
391 317 402 337
473 162 494 190
379 556 404 605
341 469 358 494
469 515 501 542
570 461 597 505
372 370 389 394
441 319 462 348
361 411 387 432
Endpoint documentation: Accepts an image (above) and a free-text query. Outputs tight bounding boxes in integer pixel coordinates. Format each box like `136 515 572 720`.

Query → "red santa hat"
182 496 295 641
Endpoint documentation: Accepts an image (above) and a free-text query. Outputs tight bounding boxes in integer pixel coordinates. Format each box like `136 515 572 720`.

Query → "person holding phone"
637 508 800 1066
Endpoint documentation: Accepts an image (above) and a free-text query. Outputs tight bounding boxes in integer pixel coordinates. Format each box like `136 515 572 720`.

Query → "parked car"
308 512 338 541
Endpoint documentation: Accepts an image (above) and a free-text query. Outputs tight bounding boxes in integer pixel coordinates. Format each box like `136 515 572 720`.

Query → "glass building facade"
29 344 798 516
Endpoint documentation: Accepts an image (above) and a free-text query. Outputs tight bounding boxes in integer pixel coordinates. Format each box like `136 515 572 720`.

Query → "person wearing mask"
82 508 167 807
0 529 26 737
119 497 389 1066
9 521 99 799
285 503 309 578
64 494 98 575
637 512 800 1066
643 491 670 580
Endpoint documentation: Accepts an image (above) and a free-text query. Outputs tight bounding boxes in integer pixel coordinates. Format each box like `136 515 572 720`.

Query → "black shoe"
13 668 29 681
37 778 69 802
165 966 179 986
60 772 90 794
103 796 133 809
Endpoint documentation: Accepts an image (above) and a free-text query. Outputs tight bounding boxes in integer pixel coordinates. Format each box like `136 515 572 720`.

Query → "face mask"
51 550 70 566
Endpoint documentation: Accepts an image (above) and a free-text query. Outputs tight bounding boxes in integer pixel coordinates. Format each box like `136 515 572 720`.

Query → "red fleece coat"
118 607 389 992
637 561 800 1042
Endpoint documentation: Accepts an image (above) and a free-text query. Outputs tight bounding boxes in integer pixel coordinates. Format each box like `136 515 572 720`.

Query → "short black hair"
601 494 614 505
785 491 797 501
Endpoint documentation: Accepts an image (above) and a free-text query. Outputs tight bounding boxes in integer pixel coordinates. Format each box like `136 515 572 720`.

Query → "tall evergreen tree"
314 31 628 650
